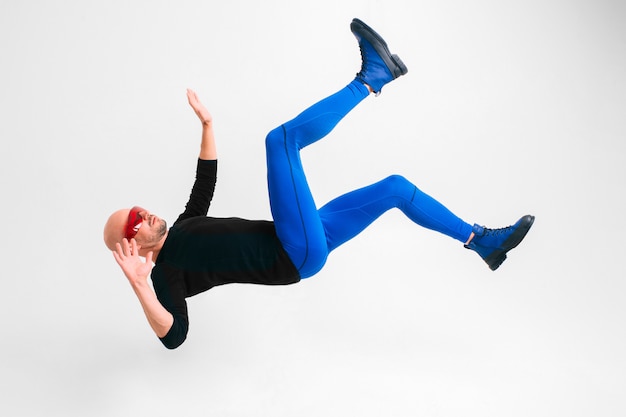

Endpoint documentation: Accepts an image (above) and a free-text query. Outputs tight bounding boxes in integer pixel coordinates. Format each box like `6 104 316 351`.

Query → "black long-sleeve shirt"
151 159 300 349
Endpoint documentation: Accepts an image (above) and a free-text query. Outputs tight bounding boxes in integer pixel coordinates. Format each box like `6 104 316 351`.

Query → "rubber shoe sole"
350 18 408 79
485 215 535 270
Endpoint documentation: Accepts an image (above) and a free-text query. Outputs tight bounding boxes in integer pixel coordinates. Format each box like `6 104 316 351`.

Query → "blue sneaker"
350 18 408 95
465 215 535 271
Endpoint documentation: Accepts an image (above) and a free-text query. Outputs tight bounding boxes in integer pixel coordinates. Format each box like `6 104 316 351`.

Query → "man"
104 18 534 349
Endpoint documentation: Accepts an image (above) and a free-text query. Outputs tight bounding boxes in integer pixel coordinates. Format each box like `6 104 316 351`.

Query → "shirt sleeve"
159 311 189 350
151 265 190 350
174 159 217 225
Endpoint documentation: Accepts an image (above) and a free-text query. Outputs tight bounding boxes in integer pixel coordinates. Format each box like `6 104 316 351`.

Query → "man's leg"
266 19 407 278
266 81 370 278
318 176 534 271
318 175 474 253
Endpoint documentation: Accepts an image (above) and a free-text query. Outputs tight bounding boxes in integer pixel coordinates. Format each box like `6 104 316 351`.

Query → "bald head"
104 207 169 256
103 208 130 251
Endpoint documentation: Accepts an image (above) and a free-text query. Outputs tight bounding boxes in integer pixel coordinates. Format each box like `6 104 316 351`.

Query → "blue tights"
266 80 473 278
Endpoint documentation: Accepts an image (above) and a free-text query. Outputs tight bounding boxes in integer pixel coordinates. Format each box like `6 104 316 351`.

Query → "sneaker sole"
485 215 535 271
350 18 408 79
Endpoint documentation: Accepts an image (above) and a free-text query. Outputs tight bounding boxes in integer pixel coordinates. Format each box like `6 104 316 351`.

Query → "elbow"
161 335 186 350
158 317 188 350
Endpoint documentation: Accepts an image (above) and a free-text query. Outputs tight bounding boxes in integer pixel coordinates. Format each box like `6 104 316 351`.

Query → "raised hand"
112 238 154 286
187 88 213 125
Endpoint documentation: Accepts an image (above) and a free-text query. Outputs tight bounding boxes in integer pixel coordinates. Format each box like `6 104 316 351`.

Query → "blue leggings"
266 80 473 278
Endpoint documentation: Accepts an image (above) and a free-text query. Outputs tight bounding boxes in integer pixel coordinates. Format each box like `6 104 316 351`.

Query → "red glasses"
124 206 145 240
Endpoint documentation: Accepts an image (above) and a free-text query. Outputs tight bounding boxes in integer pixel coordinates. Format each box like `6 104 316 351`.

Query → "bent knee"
265 126 286 150
381 174 411 193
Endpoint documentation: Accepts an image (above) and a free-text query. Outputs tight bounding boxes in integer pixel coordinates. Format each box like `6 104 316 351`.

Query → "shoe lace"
357 44 367 71
483 225 514 237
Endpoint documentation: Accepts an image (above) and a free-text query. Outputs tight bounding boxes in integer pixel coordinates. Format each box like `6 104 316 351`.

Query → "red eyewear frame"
124 206 145 240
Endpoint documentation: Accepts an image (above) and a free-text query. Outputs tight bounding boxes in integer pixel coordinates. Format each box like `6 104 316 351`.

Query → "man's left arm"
187 88 217 160
172 89 219 224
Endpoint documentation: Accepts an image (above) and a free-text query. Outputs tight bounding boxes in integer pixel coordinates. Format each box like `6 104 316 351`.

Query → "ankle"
464 232 475 246
355 78 374 94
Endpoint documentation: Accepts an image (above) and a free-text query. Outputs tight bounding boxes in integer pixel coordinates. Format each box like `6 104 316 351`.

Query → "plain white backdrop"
1 0 625 416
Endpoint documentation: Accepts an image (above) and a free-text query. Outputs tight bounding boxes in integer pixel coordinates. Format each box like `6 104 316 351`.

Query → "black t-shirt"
151 159 300 349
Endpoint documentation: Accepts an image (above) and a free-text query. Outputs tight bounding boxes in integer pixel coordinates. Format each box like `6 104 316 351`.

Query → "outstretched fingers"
186 88 212 125
187 89 202 112
112 239 153 285
112 238 139 263
186 88 196 105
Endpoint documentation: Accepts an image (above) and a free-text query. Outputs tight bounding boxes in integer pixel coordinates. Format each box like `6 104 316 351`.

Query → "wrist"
129 275 149 290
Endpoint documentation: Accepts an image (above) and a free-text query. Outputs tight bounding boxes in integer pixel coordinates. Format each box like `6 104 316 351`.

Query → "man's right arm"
129 277 174 339
113 239 174 338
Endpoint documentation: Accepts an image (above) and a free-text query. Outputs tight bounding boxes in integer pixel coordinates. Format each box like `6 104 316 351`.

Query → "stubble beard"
141 218 168 248
155 218 168 240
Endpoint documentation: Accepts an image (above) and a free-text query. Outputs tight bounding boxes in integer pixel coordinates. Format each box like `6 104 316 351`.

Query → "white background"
1 0 625 416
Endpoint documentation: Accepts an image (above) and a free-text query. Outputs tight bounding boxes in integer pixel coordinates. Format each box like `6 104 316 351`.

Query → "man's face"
126 207 168 246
